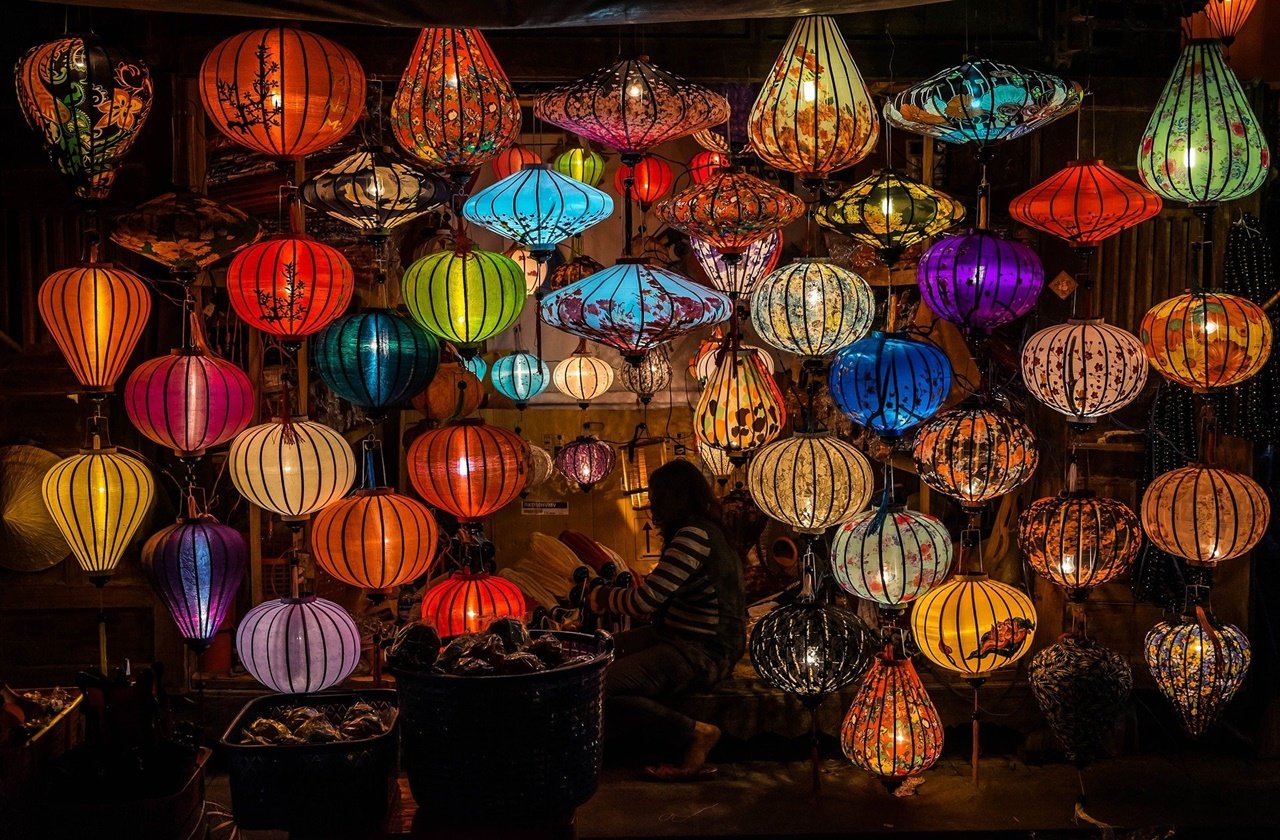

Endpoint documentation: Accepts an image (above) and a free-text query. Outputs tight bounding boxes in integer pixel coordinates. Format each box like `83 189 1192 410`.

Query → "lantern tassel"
97 588 108 676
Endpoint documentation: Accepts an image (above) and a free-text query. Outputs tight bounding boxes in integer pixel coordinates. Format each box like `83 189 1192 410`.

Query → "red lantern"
1009 160 1163 248
123 349 254 458
491 144 541 181
407 419 527 523
420 570 526 637
689 151 730 184
614 155 673 211
226 235 354 341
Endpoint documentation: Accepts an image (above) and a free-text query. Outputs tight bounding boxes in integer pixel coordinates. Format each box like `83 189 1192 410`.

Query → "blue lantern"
491 351 551 409
829 331 952 438
463 164 613 260
312 309 440 419
463 355 488 381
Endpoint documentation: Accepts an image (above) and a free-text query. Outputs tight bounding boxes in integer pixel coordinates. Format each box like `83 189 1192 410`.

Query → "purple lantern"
235 596 361 694
917 231 1043 334
142 515 248 652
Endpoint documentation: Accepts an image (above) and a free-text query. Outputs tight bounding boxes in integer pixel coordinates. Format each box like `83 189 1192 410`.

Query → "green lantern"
553 148 606 187
401 246 526 354
1137 39 1269 206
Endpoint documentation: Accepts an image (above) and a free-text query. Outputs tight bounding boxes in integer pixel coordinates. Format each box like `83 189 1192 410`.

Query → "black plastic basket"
219 689 399 832
393 630 613 822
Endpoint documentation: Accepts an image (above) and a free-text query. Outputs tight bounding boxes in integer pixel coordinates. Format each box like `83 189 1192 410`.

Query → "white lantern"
1021 319 1148 424
552 349 614 408
229 417 355 521
747 432 874 533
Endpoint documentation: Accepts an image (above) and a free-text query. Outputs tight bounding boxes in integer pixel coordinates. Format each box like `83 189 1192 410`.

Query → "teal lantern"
463 355 488 382
312 309 440 420
463 164 614 260
491 351 551 409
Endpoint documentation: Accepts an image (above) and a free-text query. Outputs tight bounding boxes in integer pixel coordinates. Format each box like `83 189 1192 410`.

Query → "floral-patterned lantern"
552 347 614 409
111 191 263 278
1140 292 1271 391
614 155 673 210
1021 319 1148 425
698 441 735 485
421 571 526 637
831 506 953 610
504 246 545 295
552 148 606 187
312 310 440 420
691 230 782 301
124 348 254 458
1140 464 1269 565
463 164 613 260
237 596 361 693
1009 160 1162 248
1145 610 1250 737
143 512 248 652
751 259 875 363
1018 491 1142 596
228 418 356 522
619 347 672 404
301 147 451 242
656 170 804 262
912 407 1040 512
491 351 551 409
401 245 526 353
917 231 1044 335
817 170 965 266
1028 634 1132 765
841 649 944 784
554 436 617 492
225 235 354 342
695 347 787 458
492 144 541 180
747 433 874 534
406 419 527 523
312 485 439 591
689 150 731 184
828 332 952 439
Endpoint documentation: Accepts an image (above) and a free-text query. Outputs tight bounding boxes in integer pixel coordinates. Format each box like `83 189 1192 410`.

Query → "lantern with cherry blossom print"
691 230 782 301
1021 319 1148 425
831 506 953 610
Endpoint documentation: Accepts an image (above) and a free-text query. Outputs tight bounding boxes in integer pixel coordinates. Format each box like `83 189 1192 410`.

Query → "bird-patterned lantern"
228 418 356 522
311 309 440 420
401 246 526 352
554 436 617 492
817 170 965 266
1140 292 1271 392
747 433 874 534
1009 160 1162 248
1028 634 1132 765
656 170 804 262
831 506 953 610
552 348 614 408
695 346 787 457
912 407 1040 512
917 231 1044 335
237 596 361 693
225 235 354 342
1018 491 1142 596
1145 610 1250 737
751 259 875 363
421 571 527 637
841 650 944 784
143 513 248 652
1021 319 1148 425
828 332 952 439
910 570 1038 678
1140 464 1269 565
406 419 527 523
123 349 255 458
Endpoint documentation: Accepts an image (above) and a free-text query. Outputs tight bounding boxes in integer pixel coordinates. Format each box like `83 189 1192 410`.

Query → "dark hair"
648 458 722 544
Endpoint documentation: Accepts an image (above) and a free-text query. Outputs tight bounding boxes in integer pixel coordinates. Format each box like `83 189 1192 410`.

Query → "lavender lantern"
236 596 361 694
917 231 1043 334
142 515 248 652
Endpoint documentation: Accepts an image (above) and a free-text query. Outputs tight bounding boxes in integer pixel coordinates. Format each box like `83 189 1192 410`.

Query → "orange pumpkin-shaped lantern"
312 487 439 591
614 155 674 211
411 361 483 424
1140 464 1269 565
912 407 1040 512
1140 292 1271 392
491 144 541 180
1018 491 1142 596
407 419 527 523
421 570 526 637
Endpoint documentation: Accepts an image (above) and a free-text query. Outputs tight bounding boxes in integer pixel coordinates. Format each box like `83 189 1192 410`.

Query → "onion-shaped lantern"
1137 40 1268 206
16 35 153 200
110 191 262 277
541 259 730 363
689 150 730 184
554 436 617 492
525 444 556 490
406 419 527 522
817 170 965 266
747 433 874 534
391 27 520 175
751 259 875 362
747 15 878 181
401 246 526 351
1140 464 1269 565
549 253 605 292
492 144 541 180
421 571 526 637
831 506 953 609
491 351 550 409
552 349 614 408
1145 612 1250 737
236 596 361 693
917 231 1044 335
301 147 451 241
1204 0 1257 45
1009 160 1162 247
1140 292 1271 391
1022 319 1148 424
142 514 248 652
692 230 782 301
911 572 1037 678
841 651 944 783
619 348 672 404
312 309 440 419
124 349 254 458
750 600 874 706
411 362 483 424
229 418 356 522
463 164 613 260
1018 491 1142 595
695 347 787 457
312 488 439 591
552 148 605 187
1028 634 1132 765
614 155 673 210
200 28 363 160
226 235 354 341
656 170 805 261
829 332 952 438
912 407 1040 511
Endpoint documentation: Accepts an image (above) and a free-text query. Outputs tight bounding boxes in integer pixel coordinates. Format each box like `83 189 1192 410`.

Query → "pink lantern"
124 349 254 458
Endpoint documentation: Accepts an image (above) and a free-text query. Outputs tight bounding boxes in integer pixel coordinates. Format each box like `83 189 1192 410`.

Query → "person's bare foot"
681 721 721 772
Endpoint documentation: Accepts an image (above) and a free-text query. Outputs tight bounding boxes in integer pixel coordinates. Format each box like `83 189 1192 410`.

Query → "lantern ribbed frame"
143 516 248 651
312 488 439 590
411 362 483 423
463 164 613 257
831 506 953 609
695 342 775 385
829 332 952 438
841 653 944 779
406 420 527 523
401 247 526 349
123 349 255 457
301 147 451 239
614 155 673 210
747 15 879 180
817 169 965 260
552 352 614 407
746 432 874 534
1140 292 1272 392
912 408 1039 509
491 351 551 409
492 144 541 180
226 236 354 340
199 28 363 160
695 348 787 456
1204 0 1257 44
110 191 263 274
1140 464 1269 565
620 348 672 401
1137 40 1269 206
535 57 729 157
236 596 361 693
1028 636 1132 765
1018 491 1142 593
692 230 782 301
554 436 617 492
1021 319 1149 424
228 418 356 521
750 259 875 360
391 27 520 172
526 444 556 489
656 170 804 258
910 572 1038 677
750 601 874 704
1145 616 1250 737
421 571 527 637
553 148 606 186
689 150 731 184
312 309 440 415
38 261 152 393
917 231 1044 334
1009 160 1162 247
699 441 735 481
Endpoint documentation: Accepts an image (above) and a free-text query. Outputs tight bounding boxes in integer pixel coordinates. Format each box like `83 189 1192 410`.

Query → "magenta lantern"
124 349 254 458
917 231 1044 335
235 596 361 694
142 515 248 652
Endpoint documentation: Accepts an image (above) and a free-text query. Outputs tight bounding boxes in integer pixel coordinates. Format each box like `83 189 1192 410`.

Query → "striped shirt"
604 526 720 640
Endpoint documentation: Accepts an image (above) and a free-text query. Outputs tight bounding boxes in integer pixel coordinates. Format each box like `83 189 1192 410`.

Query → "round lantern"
552 148 606 187
689 150 730 184
1204 0 1258 45
1140 292 1271 391
1021 319 1148 424
228 418 356 522
750 600 874 705
1028 635 1132 765
401 246 526 351
831 506 953 609
910 572 1038 678
912 407 1040 511
917 231 1044 335
817 170 966 266
38 258 152 393
199 28 363 160
1140 464 1269 564
421 571 527 637
828 332 952 438
236 596 361 693
391 27 521 174
552 350 614 408
656 170 804 261
751 259 875 361
614 155 673 210
123 349 254 458
464 164 613 259
492 144 541 180
411 362 483 424
525 444 556 490
142 514 248 652
300 147 451 241
841 651 944 782
491 351 551 409
747 15 879 181
504 246 545 295
226 235 354 341
1018 491 1142 595
692 230 782 301
0 445 70 572
312 488 439 591
554 436 617 492
1145 613 1250 737
1009 160 1162 248
620 348 672 403
548 254 605 292
110 190 263 277
312 309 440 419
696 347 787 457
16 35 153 200
747 433 874 534
406 419 527 523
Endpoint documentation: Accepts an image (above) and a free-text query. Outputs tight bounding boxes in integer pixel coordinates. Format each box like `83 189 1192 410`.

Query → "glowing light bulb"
455 456 471 477
800 79 817 103
1059 554 1077 576
268 91 282 111
1185 147 1197 171
627 82 645 99
1203 319 1219 335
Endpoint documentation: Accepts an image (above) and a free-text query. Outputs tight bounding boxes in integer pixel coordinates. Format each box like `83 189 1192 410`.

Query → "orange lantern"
407 419 527 523
312 487 439 591
1204 0 1258 45
1140 464 1269 565
199 28 364 160
656 169 804 261
1141 292 1271 392
614 155 673 211
912 407 1039 512
411 361 483 425
225 235 354 342
689 151 730 184
841 650 944 784
421 570 526 637
1009 160 1163 248
492 144 541 180
1018 491 1142 596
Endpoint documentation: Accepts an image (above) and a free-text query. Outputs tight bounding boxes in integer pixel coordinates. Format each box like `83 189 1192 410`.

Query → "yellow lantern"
553 148 606 187
1140 292 1271 392
696 347 787 458
747 432 873 534
552 346 614 408
1140 464 1269 565
910 570 1038 679
401 245 527 352
620 438 669 511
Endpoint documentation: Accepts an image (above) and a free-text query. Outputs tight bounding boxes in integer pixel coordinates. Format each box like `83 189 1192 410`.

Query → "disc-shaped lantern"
1140 464 1269 565
16 35 153 200
1028 634 1132 765
312 488 439 591
312 309 440 419
552 148 606 187
391 27 521 175
463 164 613 260
236 596 361 693
491 351 550 409
748 15 878 181
1137 39 1268 206
689 150 731 184
554 436 617 492
656 170 805 261
912 407 1040 511
831 506 953 610
226 235 354 341
406 419 527 522
817 170 966 266
1009 160 1162 248
1204 0 1257 45
911 572 1037 678
751 259 875 362
143 514 248 652
750 600 874 706
828 332 952 439
1018 491 1142 595
614 155 673 211
411 362 482 424
1021 319 1148 425
619 348 672 404
841 651 944 783
492 144 541 180
301 147 451 241
200 28 364 160
1140 292 1271 392
1145 612 1250 737
747 433 874 534
110 191 263 277
695 347 787 457
692 230 782 301
421 571 527 637
917 231 1044 335
401 246 526 351
123 349 254 458
552 349 614 408
0 446 69 572
229 418 356 522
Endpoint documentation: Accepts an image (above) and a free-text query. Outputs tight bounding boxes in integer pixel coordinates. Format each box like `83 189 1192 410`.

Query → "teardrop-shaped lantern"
1022 319 1148 424
236 596 361 693
917 231 1044 335
695 347 787 457
110 190 263 276
226 235 355 341
1140 464 1269 565
421 571 526 637
747 432 874 534
614 155 673 211
751 259 875 362
656 170 805 261
828 332 952 438
491 351 550 409
229 418 356 521
312 309 440 419
911 572 1038 678
831 506 953 609
552 148 606 187
1009 160 1162 247
699 441 735 484
817 170 965 266
841 651 944 782
406 419 527 523
912 407 1039 511
552 350 614 408
401 246 526 351
312 488 439 591
1028 635 1132 764
301 147 451 241
1145 612 1250 737
463 164 614 260
492 144 541 180
692 230 782 301
694 342 775 385
554 436 617 492
124 349 254 458
1018 491 1142 595
619 348 672 404
1140 292 1272 392
143 514 248 651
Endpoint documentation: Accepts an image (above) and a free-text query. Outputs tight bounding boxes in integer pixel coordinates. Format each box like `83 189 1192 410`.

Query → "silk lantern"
1145 611 1250 737
695 342 775 385
1029 634 1132 765
236 596 361 693
554 436 617 492
751 259 875 362
831 506 953 610
312 487 439 591
614 155 673 210
1018 491 1142 595
656 170 804 261
226 235 354 342
912 407 1040 511
312 309 440 419
1009 160 1162 248
492 144 541 180
301 147 451 241
406 419 527 523
750 599 874 705
1021 319 1148 425
143 514 248 652
689 150 730 184
747 433 874 534
411 362 482 424
1204 0 1258 45
491 351 551 409
464 164 613 259
1140 464 1269 565
911 571 1037 678
110 190 263 277
828 332 952 438
401 246 526 351
695 347 787 457
1140 292 1271 391
229 418 356 522
123 348 254 458
548 253 605 292
463 356 488 381
525 444 556 491
699 441 735 485
692 230 782 301
553 148 606 187
619 348 672 403
504 246 545 295
841 651 944 783
917 231 1044 335
817 170 966 266
421 571 527 637
552 349 614 408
